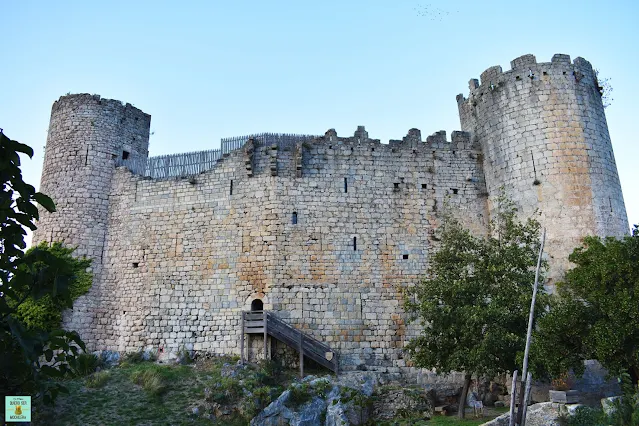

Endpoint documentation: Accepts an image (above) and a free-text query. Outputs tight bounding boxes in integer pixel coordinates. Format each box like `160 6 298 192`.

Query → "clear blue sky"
2 0 638 235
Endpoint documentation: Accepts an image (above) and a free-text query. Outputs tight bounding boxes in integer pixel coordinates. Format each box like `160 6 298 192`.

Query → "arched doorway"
251 299 264 312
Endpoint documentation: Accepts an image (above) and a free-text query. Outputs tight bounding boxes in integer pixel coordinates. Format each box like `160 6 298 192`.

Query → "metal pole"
520 372 533 426
508 370 518 426
516 228 546 425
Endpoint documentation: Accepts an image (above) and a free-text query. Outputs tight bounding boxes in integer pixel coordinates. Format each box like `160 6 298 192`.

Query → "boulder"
481 402 564 426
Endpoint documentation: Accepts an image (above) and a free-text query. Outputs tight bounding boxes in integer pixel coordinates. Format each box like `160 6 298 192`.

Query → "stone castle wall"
33 53 629 378
71 128 487 375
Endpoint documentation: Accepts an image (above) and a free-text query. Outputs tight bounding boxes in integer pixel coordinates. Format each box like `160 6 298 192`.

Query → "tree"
11 242 92 331
404 195 548 418
532 226 639 385
1 129 87 403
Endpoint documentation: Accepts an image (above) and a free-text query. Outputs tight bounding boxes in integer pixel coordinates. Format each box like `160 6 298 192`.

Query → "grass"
85 370 110 388
31 356 508 426
34 360 213 425
32 356 293 426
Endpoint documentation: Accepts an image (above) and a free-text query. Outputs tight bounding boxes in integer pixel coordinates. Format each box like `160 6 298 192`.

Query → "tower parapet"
33 93 151 274
457 54 629 282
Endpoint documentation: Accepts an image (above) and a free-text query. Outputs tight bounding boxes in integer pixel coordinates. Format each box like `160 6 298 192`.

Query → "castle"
33 53 629 379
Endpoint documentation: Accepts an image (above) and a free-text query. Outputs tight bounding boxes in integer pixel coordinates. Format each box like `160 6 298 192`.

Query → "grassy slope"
32 358 508 426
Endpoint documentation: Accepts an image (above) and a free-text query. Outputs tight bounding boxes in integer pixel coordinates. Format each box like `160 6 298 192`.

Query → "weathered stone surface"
33 53 630 384
481 402 574 426
372 387 433 421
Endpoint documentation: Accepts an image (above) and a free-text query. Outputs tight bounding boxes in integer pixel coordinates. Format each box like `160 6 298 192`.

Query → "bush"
175 345 193 365
130 368 166 396
85 370 110 389
73 353 100 376
255 359 285 386
287 382 312 409
208 375 243 404
11 242 92 332
123 350 146 364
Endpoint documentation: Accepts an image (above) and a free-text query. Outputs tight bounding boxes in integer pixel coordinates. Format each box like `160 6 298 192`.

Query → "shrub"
130 368 166 396
73 353 100 376
11 242 92 332
123 350 146 364
255 359 285 386
287 382 312 409
85 371 110 389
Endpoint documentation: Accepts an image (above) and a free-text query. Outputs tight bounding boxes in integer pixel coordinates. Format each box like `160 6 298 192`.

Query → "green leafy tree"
1 130 87 403
532 226 639 385
404 194 548 418
12 242 92 331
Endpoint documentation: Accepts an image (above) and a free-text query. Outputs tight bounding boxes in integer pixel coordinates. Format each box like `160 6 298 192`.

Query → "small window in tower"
122 151 130 160
292 212 298 225
230 180 233 195
403 254 409 260
543 71 548 76
421 184 427 189
353 237 357 251
394 183 400 189
451 188 459 195
516 75 521 80
132 262 139 268
344 177 348 193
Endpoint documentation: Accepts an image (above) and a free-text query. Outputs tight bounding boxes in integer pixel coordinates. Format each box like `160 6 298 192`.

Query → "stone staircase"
240 310 338 376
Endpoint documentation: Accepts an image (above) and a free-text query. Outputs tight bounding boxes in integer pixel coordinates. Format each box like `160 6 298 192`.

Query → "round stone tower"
33 94 151 277
457 53 629 283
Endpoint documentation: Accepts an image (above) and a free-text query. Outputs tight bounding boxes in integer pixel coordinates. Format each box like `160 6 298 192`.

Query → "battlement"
52 93 151 123
456 53 597 104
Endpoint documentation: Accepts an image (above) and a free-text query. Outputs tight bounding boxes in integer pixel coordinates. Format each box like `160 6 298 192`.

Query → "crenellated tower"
457 54 629 282
33 94 151 275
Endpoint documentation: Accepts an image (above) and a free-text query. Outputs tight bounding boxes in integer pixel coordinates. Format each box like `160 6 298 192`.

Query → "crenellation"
510 53 537 70
33 53 628 381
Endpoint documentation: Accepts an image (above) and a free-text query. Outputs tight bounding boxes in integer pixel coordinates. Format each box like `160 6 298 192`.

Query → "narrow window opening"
329 145 333 149
132 262 139 268
371 148 375 152
344 177 348 193
292 212 298 225
452 151 456 155
394 183 400 189
122 150 130 160
230 180 233 195
402 254 409 260
353 237 357 251
421 184 427 189
251 299 264 311
563 71 567 75
543 71 548 76
609 197 613 213
516 75 521 80
451 188 459 195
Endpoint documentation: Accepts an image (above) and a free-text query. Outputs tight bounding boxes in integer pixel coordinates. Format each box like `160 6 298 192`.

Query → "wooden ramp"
240 310 338 377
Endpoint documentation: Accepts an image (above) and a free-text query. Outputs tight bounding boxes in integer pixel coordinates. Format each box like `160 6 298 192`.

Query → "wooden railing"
240 311 338 376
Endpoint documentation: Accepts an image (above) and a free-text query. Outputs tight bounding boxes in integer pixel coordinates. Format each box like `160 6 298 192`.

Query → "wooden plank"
264 312 268 360
299 332 304 378
240 312 244 364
